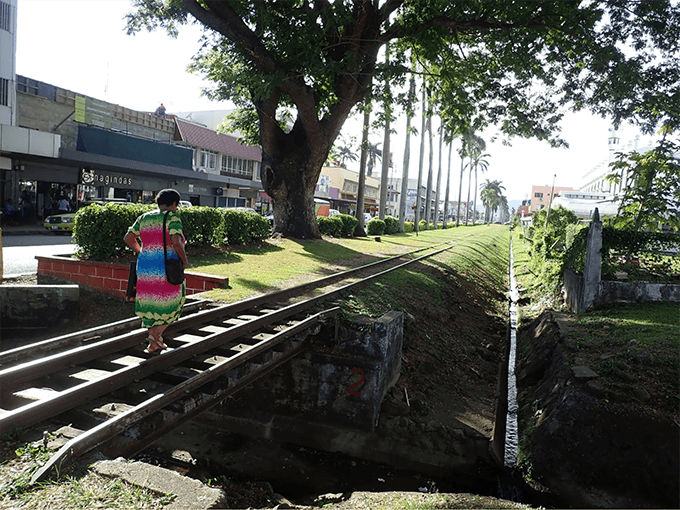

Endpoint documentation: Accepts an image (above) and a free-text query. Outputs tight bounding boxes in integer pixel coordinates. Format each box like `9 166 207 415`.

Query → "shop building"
175 118 262 210
317 166 380 216
1 74 262 221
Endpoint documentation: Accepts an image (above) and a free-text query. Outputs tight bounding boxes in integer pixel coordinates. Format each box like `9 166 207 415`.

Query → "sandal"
144 336 167 354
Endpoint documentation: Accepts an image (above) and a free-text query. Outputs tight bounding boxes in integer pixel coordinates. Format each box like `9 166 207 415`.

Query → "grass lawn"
193 225 508 305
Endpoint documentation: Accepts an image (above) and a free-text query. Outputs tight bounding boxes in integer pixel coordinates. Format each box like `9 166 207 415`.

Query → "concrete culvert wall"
214 311 405 431
0 284 79 334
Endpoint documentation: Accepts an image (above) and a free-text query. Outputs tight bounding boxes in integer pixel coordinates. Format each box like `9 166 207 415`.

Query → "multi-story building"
175 118 262 209
1 74 263 219
526 185 578 214
1 0 62 220
0 1 263 220
317 165 380 216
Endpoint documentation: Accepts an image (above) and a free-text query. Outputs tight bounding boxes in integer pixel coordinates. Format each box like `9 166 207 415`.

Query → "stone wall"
0 284 78 332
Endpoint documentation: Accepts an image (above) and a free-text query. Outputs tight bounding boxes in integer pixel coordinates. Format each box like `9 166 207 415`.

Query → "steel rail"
0 241 450 389
0 299 210 368
30 307 341 484
1 242 454 434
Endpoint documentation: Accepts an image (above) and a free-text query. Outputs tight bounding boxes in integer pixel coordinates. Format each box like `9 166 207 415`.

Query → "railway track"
0 240 456 483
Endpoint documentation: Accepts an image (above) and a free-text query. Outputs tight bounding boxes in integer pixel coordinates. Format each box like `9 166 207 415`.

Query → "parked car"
43 198 129 235
225 206 257 213
363 212 372 224
328 209 341 217
179 200 193 208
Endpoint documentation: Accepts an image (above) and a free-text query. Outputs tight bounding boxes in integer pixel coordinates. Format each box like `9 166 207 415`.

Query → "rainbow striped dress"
127 209 186 328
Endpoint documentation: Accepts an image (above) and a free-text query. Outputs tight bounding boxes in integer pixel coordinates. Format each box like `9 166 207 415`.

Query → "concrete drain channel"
504 238 520 468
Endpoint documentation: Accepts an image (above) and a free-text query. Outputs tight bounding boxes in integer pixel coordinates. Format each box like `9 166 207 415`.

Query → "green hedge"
318 216 344 237
403 221 415 233
366 218 386 235
73 204 271 260
73 203 154 259
383 216 400 235
337 214 359 237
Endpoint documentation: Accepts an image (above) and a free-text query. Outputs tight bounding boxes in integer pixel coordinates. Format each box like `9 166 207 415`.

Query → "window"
0 2 11 32
534 192 543 198
200 150 217 169
0 78 8 107
219 155 255 178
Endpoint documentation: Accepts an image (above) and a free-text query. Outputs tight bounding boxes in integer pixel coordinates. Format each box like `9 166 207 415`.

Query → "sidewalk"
1 221 52 236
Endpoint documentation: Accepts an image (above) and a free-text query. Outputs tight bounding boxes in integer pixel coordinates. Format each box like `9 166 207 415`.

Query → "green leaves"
606 132 680 232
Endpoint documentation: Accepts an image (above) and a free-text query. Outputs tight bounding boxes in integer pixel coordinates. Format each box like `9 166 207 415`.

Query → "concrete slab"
93 459 227 510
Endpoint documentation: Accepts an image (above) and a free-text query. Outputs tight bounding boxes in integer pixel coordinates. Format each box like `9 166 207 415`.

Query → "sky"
17 0 652 206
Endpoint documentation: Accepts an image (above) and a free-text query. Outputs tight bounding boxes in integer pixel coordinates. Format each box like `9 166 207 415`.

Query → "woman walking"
124 189 189 353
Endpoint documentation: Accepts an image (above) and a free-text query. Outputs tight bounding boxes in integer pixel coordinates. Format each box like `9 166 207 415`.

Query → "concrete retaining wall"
36 255 229 298
599 279 680 305
215 311 404 431
0 284 79 331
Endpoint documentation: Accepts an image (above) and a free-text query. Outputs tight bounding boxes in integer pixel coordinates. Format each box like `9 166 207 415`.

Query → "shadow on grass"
289 238 364 261
229 276 283 295
191 242 285 267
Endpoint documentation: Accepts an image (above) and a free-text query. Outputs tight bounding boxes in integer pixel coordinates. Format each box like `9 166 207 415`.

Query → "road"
1 234 79 277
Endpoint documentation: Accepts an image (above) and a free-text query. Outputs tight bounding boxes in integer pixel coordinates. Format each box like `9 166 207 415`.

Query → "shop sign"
188 184 208 193
75 95 113 129
81 168 132 186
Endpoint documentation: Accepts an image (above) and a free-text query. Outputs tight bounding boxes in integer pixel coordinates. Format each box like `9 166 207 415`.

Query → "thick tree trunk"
261 124 330 239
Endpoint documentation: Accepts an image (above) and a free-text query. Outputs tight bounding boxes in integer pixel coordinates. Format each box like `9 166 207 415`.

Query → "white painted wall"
0 0 17 126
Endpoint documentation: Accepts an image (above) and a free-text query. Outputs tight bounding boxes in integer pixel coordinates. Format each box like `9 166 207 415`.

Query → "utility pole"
544 173 557 229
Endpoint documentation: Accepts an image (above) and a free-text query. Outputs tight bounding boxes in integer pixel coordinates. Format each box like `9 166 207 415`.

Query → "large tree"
127 0 680 238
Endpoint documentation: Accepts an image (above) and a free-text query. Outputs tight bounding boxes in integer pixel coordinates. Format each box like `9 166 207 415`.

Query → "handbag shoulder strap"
163 210 169 262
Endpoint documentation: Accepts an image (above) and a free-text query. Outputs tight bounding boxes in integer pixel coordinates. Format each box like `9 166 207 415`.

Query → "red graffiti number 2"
348 368 365 396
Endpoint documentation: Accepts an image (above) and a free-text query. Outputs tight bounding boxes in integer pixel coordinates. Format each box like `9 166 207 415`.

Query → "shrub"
74 204 270 259
245 211 272 242
383 216 400 235
366 218 385 235
180 206 226 247
317 215 343 237
73 202 153 259
220 209 271 245
403 221 415 233
419 219 427 231
337 213 359 237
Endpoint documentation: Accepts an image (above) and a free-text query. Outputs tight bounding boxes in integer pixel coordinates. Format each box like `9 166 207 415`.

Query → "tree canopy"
127 0 680 238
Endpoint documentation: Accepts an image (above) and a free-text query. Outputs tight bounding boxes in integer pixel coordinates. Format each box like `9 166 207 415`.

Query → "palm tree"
480 179 505 223
470 150 490 226
366 141 382 177
399 71 417 232
460 132 486 226
334 137 358 168
456 129 474 226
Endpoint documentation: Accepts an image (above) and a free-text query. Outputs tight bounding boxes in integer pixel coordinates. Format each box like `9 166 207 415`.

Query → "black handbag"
163 211 184 285
125 261 137 302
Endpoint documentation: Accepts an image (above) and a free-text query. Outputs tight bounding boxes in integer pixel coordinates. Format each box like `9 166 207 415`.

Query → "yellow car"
43 211 76 234
43 199 130 234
